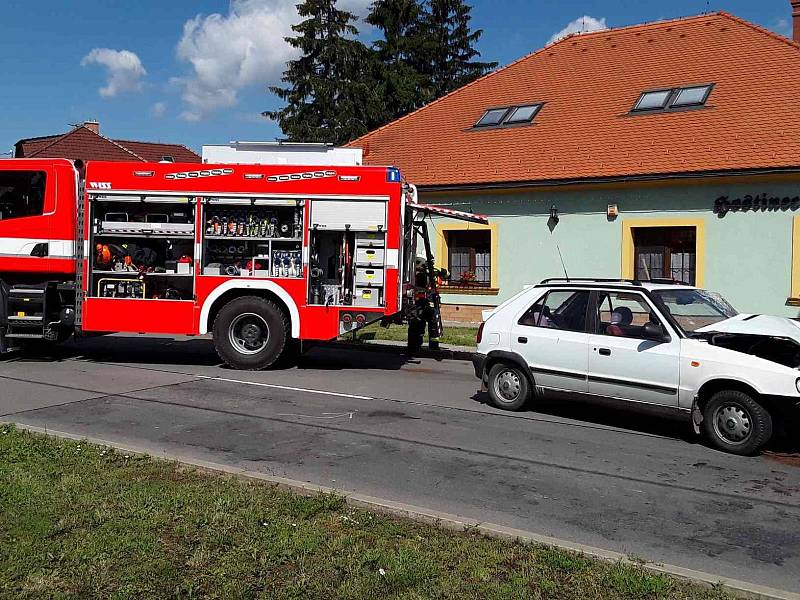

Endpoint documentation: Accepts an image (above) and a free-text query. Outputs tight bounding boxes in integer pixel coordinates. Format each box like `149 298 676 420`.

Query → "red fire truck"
0 158 486 369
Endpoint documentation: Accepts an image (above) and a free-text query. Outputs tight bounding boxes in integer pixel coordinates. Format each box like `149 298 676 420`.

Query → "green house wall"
425 177 800 318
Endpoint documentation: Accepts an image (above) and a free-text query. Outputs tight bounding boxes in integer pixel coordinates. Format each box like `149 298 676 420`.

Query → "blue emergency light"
386 167 401 182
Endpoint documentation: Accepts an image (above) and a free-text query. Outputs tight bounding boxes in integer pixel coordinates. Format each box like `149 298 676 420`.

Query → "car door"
587 290 680 407
512 289 590 394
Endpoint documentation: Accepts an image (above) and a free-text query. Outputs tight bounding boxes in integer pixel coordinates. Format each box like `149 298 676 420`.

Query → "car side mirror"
643 322 669 342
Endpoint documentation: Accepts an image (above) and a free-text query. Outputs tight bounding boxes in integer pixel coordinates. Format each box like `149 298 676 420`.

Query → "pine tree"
423 0 496 98
265 0 379 145
366 0 429 121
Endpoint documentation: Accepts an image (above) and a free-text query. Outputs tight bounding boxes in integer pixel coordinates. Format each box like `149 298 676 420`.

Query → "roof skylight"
632 84 714 114
475 108 510 127
474 103 543 128
505 104 543 124
634 90 672 111
672 85 713 107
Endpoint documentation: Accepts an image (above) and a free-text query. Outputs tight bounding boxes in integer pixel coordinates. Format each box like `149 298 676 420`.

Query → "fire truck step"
7 316 44 322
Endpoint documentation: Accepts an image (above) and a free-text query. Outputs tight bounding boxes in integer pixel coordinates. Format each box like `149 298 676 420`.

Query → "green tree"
366 0 429 121
423 0 497 98
265 0 379 145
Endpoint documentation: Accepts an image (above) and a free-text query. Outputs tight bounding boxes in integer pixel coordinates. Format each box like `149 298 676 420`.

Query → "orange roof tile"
348 12 800 188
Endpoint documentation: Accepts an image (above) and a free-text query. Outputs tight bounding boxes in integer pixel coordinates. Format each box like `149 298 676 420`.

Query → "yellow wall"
621 217 706 287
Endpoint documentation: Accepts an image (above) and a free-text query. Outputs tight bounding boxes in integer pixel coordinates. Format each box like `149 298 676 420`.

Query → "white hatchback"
473 279 800 455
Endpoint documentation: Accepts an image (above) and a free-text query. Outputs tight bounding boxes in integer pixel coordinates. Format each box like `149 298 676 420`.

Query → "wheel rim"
229 313 270 355
712 402 752 445
494 369 521 404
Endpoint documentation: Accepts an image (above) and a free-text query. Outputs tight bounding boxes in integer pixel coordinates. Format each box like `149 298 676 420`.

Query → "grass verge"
0 425 732 600
346 323 479 348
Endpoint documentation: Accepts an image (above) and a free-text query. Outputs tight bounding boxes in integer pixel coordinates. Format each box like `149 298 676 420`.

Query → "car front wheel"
702 390 772 456
487 363 531 411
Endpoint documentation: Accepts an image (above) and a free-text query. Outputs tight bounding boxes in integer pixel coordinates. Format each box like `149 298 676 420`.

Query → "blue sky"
0 0 794 156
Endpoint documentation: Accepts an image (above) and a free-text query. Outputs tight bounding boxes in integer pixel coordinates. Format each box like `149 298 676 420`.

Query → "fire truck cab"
0 158 485 369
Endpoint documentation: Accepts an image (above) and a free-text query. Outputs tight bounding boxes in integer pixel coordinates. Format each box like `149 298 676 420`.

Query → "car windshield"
653 288 737 334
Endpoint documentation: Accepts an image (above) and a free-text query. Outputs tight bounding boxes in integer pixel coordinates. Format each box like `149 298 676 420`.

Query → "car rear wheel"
487 363 530 411
702 390 772 456
213 296 289 370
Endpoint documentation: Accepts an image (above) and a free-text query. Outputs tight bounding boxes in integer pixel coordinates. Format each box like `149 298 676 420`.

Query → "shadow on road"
472 391 800 455
1 334 421 372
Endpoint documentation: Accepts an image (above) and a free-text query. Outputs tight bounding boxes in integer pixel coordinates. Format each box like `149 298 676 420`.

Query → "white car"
473 278 800 455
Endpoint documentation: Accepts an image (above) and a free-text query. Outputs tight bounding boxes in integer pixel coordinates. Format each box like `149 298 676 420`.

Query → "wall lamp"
549 205 559 223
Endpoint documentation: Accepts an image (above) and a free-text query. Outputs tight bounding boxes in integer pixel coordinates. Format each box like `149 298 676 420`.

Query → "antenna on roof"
556 243 570 282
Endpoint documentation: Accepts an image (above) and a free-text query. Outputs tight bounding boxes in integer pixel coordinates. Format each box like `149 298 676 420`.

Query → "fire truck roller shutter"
311 200 386 231
199 280 300 337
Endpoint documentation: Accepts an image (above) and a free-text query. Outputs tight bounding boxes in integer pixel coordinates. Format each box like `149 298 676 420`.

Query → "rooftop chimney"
792 0 800 43
83 120 100 134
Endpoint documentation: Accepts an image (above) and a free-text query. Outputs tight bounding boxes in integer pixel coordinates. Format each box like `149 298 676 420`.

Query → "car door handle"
518 337 528 344
598 348 611 356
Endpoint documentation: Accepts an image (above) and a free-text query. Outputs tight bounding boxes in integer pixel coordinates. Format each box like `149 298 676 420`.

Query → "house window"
791 216 800 304
445 230 491 287
0 171 46 221
633 226 697 284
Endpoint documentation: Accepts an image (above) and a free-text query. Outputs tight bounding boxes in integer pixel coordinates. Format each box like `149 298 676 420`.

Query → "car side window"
595 291 661 339
518 290 590 332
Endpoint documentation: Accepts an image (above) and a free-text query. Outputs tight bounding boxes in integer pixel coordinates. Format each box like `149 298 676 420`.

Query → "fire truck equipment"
98 278 145 299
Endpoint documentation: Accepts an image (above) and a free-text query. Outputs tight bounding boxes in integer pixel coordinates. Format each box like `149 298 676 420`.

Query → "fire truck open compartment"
307 199 387 308
201 198 303 278
89 195 196 302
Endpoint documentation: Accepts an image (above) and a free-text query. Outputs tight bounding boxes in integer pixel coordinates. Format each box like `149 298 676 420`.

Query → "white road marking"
277 411 358 420
193 375 374 401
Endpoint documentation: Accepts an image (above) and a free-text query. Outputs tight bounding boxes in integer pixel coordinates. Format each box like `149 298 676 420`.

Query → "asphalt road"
2 334 800 592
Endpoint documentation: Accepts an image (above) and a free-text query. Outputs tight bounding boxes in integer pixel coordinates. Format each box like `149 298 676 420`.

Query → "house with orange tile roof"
348 6 800 322
14 121 200 164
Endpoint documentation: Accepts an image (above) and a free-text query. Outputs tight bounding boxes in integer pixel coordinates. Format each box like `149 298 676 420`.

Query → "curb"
8 422 799 600
325 340 475 361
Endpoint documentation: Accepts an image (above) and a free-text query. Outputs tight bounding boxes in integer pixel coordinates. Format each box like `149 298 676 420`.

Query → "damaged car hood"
696 314 800 344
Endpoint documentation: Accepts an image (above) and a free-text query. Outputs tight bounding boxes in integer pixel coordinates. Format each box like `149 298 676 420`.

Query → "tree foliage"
267 0 496 144
422 0 497 98
366 0 429 121
265 0 378 145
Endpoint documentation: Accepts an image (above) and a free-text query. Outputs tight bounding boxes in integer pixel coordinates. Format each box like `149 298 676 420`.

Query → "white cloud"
548 16 608 45
81 48 146 98
152 102 167 118
174 0 371 121
774 18 792 38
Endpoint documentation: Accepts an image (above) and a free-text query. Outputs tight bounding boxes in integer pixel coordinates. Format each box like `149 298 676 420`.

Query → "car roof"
531 279 699 292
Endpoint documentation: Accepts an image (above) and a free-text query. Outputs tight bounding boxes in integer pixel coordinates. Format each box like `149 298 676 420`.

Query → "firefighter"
407 257 442 353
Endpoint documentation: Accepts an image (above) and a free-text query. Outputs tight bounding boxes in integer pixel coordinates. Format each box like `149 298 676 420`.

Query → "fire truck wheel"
213 296 289 370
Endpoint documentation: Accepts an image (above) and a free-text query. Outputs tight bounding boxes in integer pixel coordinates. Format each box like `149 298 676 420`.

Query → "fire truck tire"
213 296 289 370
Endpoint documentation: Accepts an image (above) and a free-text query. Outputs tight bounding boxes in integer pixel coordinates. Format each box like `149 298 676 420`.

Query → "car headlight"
796 377 800 394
